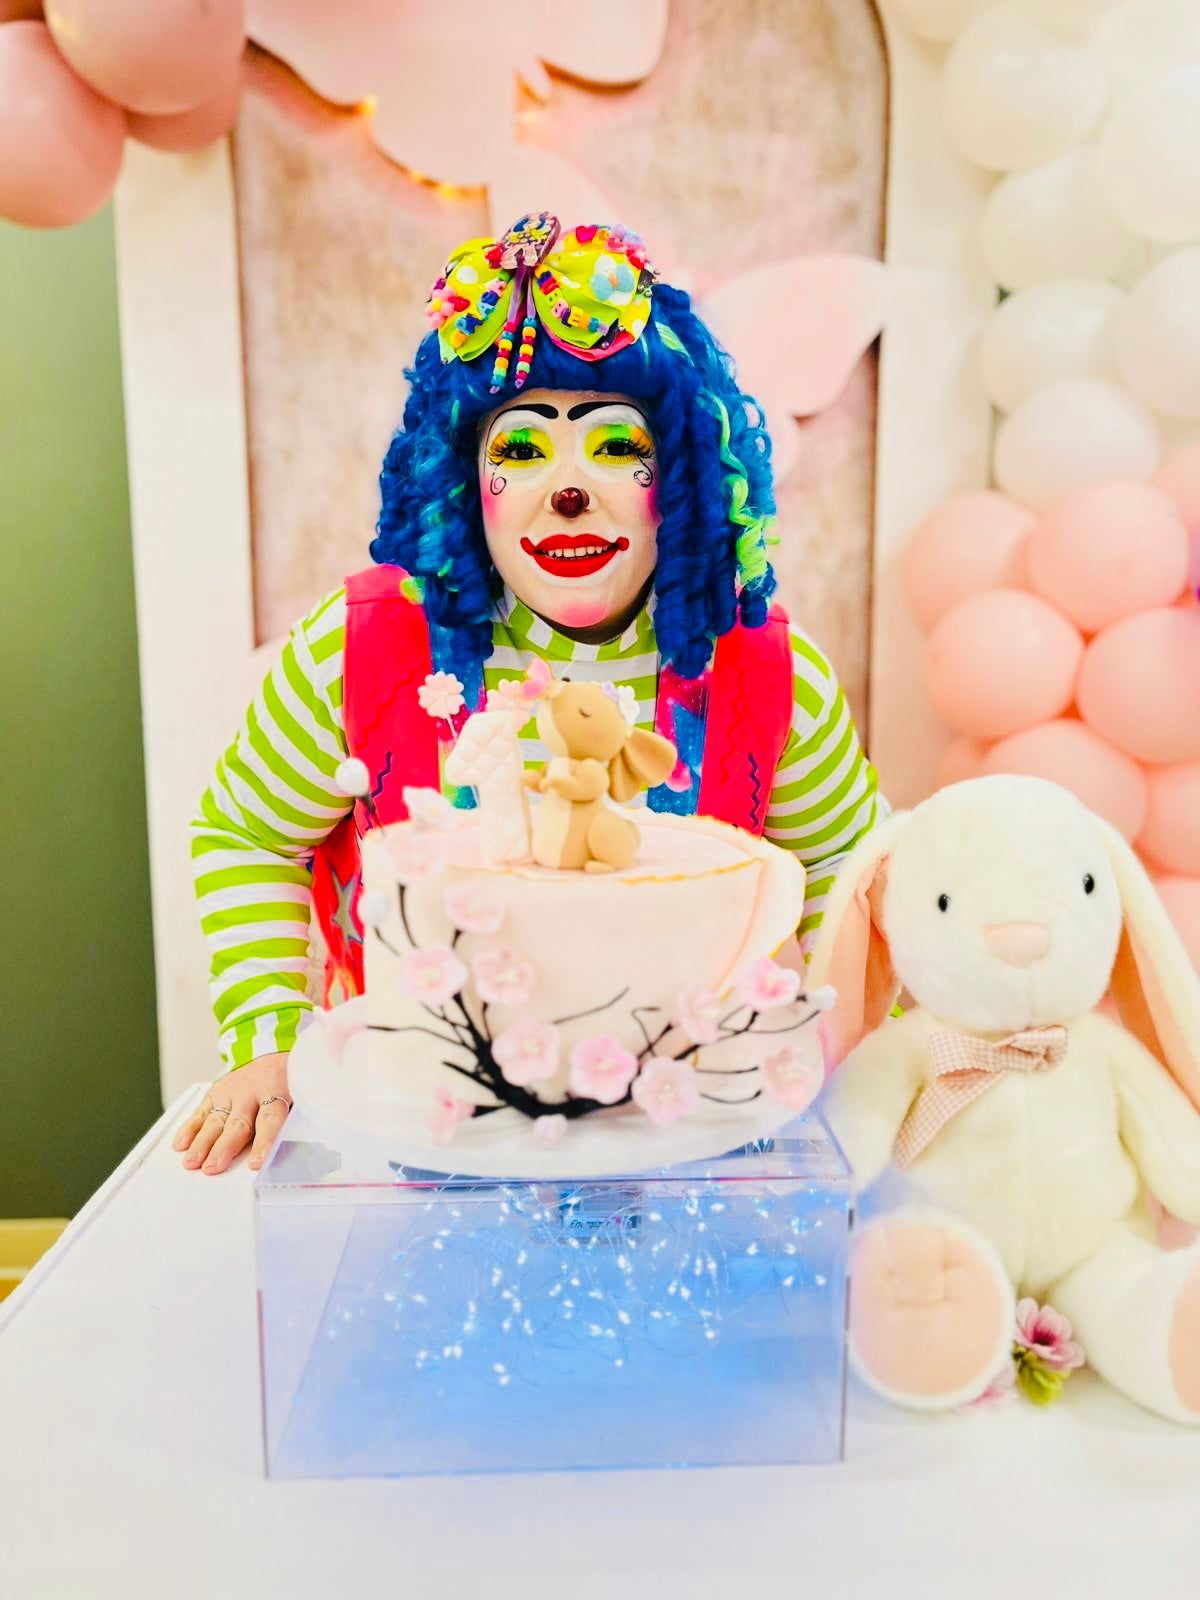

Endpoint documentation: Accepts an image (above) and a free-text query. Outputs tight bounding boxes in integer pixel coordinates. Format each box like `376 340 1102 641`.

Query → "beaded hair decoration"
425 212 658 393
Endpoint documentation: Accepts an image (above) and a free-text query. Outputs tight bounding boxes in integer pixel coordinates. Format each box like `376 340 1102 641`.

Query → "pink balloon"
981 719 1148 840
126 56 241 151
0 21 124 228
1027 480 1189 634
904 490 1034 632
1078 608 1200 764
1155 439 1200 534
1150 873 1200 972
924 589 1084 741
46 0 245 116
934 734 990 790
1137 759 1200 875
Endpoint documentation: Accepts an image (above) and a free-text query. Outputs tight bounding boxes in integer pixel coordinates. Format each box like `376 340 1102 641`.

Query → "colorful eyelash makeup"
584 422 654 460
583 421 655 487
485 426 553 468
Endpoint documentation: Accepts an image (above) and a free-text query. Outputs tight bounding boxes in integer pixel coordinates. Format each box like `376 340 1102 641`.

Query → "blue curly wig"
371 282 776 707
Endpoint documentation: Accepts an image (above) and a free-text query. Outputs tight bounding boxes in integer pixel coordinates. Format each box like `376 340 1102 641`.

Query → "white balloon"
887 0 996 43
943 6 1107 172
979 279 1123 412
1012 0 1122 37
994 377 1161 507
1113 247 1200 420
1099 0 1200 94
982 148 1136 290
1099 67 1200 241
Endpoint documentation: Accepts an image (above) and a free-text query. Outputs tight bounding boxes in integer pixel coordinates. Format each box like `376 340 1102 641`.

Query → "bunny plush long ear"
806 808 909 1068
608 728 677 803
1096 818 1200 1111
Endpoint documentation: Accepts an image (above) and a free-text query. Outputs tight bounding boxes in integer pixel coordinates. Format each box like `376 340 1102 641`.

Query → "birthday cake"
330 669 826 1172
290 669 830 1175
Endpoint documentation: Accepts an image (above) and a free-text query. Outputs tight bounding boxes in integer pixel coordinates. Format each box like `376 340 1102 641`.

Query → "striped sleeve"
191 589 350 1068
763 630 888 954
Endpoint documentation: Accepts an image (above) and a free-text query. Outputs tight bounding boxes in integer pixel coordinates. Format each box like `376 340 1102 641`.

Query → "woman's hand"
172 1053 292 1175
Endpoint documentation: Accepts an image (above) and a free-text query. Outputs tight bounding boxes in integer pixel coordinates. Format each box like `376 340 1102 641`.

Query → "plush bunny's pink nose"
982 921 1051 966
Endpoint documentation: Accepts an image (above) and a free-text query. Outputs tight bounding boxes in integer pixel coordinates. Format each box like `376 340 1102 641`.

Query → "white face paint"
477 388 660 634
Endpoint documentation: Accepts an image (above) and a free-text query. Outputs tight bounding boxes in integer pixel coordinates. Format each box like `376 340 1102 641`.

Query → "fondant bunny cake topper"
457 658 677 872
523 676 677 873
808 774 1200 1424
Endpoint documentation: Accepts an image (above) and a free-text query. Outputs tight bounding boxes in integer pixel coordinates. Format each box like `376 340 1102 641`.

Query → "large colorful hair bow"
426 213 659 393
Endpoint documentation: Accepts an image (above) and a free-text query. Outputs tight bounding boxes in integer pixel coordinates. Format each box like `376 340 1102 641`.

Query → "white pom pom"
334 757 371 797
358 891 392 929
806 985 838 1012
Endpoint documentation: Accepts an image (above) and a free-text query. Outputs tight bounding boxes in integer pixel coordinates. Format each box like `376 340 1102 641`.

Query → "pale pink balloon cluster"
0 2 246 229
906 441 1200 969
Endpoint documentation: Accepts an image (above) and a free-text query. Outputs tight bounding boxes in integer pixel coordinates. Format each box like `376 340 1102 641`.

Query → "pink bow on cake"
893 1026 1069 1171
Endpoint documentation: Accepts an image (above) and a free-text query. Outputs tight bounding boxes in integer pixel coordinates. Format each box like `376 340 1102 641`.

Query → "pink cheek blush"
555 600 611 627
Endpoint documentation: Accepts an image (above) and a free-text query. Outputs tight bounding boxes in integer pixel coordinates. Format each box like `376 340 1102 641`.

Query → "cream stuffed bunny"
808 774 1200 1423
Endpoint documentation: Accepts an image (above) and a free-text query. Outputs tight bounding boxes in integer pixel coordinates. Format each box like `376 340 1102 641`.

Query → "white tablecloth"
2 1087 1197 1600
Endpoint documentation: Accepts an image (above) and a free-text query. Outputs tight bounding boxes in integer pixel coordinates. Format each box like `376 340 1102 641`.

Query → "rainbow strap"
648 662 710 817
425 213 659 392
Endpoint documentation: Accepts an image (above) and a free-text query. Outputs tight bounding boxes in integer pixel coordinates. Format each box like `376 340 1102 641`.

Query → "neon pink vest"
312 566 795 1002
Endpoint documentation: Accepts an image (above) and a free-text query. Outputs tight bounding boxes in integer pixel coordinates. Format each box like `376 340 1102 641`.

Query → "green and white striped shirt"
193 587 885 1067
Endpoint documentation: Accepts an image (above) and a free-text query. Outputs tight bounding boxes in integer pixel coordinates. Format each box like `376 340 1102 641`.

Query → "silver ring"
207 1104 232 1119
260 1095 292 1111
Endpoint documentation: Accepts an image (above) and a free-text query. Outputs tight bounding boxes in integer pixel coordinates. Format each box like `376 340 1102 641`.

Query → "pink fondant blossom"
485 679 528 717
957 1360 1017 1415
417 671 466 720
484 659 553 714
531 1113 568 1149
429 1085 474 1147
676 980 724 1045
444 881 505 935
522 658 553 699
1014 1299 1086 1373
734 956 802 1013
386 824 440 885
568 1033 640 1104
761 1043 823 1111
396 945 468 1007
492 1017 561 1087
631 1057 702 1126
313 1005 366 1063
403 785 466 830
472 946 535 1007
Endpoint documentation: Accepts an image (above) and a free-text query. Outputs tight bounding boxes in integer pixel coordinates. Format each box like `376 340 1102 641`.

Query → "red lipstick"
520 533 629 578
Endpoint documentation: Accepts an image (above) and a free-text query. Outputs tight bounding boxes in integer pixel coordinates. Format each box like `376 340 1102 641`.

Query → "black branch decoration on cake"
358 825 835 1151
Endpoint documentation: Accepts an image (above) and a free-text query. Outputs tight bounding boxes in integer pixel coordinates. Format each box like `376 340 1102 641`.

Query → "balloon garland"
0 3 246 228
894 0 1200 969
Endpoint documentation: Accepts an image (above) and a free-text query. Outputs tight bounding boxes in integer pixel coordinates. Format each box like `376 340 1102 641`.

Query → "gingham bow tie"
893 1026 1069 1171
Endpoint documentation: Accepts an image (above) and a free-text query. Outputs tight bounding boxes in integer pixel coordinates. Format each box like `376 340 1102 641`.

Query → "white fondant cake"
350 807 828 1162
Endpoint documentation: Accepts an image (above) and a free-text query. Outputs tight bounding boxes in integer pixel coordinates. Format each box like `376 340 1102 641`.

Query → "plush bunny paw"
1169 1261 1200 1415
849 1219 1015 1409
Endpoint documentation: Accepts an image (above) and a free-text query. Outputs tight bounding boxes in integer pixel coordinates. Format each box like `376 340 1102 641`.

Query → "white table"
2 1089 1197 1600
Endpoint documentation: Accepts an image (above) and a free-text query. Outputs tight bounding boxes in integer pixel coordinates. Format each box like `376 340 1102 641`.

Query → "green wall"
0 208 161 1218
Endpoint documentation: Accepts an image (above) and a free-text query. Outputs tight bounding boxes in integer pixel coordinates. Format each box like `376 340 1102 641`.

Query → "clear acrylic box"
256 1105 852 1478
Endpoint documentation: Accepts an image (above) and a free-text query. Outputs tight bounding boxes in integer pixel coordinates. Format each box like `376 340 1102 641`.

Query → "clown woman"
179 214 886 1175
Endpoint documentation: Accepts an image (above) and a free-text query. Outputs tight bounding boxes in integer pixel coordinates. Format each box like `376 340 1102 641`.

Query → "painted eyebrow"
566 399 644 421
493 402 559 422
